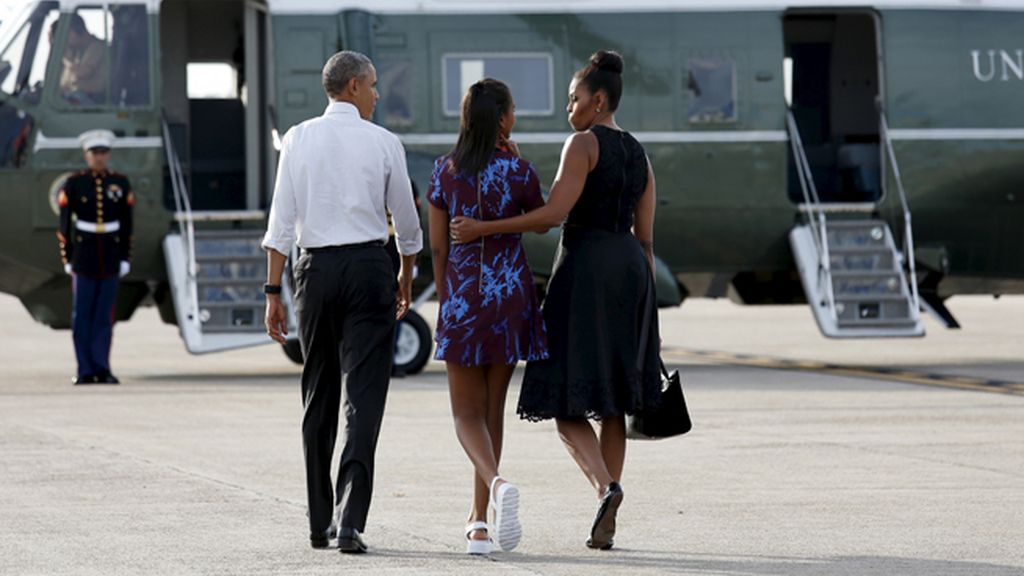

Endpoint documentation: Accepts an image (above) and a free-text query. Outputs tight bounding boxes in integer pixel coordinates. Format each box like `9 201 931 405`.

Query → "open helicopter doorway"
160 0 272 212
784 12 884 206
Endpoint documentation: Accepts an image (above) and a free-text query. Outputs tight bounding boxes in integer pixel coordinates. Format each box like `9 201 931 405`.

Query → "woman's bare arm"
633 159 657 275
429 204 450 300
450 132 596 242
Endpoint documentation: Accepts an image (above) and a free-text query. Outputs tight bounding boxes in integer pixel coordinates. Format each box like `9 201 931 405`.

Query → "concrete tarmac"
1 294 1022 575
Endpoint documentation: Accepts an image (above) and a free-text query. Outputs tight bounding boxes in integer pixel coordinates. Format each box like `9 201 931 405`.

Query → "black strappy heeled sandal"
587 482 624 550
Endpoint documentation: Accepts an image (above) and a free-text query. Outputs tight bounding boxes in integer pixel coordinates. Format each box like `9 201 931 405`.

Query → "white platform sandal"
465 521 493 555
489 476 521 551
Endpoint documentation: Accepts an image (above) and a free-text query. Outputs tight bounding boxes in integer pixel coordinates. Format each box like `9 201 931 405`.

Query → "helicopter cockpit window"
0 3 58 169
0 3 59 103
442 53 553 117
58 4 150 108
686 56 737 124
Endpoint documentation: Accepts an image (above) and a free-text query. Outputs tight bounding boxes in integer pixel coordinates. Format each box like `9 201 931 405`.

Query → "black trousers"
294 245 396 535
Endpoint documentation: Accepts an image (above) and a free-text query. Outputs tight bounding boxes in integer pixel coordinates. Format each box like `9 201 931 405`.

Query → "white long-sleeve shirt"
262 101 423 257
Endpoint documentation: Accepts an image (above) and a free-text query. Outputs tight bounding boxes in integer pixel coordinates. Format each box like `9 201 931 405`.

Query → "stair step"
824 219 887 228
835 294 909 302
197 306 263 331
194 239 265 258
193 229 267 239
195 254 266 263
197 285 263 302
837 317 919 328
196 277 266 286
835 298 912 322
197 300 265 308
831 270 901 278
196 260 265 275
832 277 904 296
201 325 268 334
829 252 895 272
827 231 888 249
828 244 893 254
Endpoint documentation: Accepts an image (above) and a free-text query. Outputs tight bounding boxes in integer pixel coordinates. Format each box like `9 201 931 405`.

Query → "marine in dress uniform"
56 129 134 385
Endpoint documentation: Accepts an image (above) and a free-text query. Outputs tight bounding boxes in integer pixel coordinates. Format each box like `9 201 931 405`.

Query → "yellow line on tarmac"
661 348 1024 397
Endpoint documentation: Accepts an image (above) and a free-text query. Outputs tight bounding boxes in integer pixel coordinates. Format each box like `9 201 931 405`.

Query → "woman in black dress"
450 50 660 550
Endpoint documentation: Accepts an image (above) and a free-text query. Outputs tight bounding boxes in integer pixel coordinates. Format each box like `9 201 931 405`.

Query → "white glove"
119 261 130 278
63 263 72 275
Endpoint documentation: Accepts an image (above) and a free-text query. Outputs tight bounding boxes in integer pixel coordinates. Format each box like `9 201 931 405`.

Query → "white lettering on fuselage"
971 49 1024 82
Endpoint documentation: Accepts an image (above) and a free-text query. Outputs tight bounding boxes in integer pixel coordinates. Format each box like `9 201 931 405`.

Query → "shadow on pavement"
504 550 1023 575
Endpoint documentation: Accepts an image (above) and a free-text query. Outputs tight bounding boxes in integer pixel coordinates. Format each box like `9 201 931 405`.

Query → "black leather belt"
304 240 386 253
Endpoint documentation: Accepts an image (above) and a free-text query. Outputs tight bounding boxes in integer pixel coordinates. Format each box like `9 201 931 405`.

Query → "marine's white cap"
78 129 116 151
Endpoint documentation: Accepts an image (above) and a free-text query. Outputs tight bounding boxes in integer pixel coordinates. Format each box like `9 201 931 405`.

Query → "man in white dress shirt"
262 51 423 554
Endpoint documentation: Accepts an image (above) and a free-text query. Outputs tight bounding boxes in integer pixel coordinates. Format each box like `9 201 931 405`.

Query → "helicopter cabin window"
57 4 150 108
686 56 737 124
0 2 59 169
377 54 414 128
442 53 553 116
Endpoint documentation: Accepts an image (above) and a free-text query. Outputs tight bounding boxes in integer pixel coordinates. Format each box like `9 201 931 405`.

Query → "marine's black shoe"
72 375 98 385
98 374 120 384
587 481 624 550
337 527 367 554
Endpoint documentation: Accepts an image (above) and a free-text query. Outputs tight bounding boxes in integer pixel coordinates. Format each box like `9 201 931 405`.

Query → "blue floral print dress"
428 151 549 366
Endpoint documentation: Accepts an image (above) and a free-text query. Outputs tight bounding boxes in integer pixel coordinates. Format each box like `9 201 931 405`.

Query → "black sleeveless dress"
517 125 662 421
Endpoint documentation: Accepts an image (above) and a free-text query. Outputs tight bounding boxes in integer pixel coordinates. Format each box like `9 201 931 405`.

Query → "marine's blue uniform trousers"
72 274 119 379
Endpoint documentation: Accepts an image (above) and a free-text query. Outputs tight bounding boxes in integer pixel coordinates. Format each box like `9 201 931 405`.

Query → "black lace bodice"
565 125 649 233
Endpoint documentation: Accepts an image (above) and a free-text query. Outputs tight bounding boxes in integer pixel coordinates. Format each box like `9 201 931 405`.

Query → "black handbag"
626 360 692 440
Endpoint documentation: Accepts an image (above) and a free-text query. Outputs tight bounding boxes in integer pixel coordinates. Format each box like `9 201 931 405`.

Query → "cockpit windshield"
0 1 59 102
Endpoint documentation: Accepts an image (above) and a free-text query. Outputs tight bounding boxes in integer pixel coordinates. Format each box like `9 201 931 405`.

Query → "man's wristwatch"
263 283 282 295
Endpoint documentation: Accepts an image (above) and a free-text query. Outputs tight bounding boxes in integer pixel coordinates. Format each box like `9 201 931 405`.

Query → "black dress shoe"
586 482 624 550
337 527 367 554
72 375 98 385
310 522 338 549
98 374 120 384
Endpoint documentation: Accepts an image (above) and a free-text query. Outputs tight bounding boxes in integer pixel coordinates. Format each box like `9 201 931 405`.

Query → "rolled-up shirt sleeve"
385 135 424 256
262 130 298 255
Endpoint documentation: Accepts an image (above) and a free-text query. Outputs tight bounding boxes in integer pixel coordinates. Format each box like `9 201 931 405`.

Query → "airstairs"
786 111 924 338
161 119 296 353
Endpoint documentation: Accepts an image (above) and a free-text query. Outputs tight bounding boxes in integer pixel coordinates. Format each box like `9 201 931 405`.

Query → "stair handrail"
161 115 200 327
879 112 922 321
786 111 821 253
786 109 838 321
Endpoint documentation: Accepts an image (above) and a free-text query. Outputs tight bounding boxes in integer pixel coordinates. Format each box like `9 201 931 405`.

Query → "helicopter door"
161 0 271 212
785 12 883 205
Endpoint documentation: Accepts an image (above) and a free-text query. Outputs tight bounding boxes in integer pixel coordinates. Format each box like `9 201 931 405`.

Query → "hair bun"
590 50 624 74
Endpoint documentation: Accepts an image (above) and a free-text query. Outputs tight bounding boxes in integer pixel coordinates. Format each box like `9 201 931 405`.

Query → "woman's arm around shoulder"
451 131 597 242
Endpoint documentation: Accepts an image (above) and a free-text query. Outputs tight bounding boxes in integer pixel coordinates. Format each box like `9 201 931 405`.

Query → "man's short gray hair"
322 51 373 97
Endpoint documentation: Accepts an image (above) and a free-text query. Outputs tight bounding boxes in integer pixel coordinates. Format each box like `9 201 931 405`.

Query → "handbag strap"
635 287 653 374
636 275 666 379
